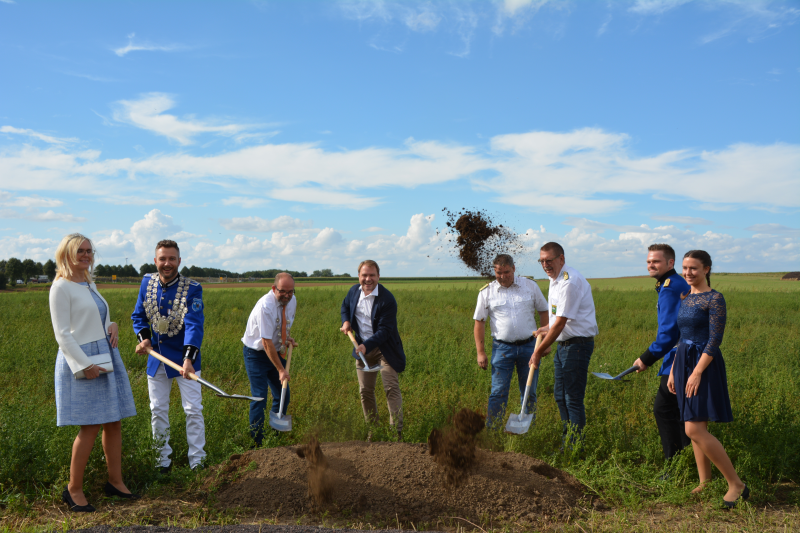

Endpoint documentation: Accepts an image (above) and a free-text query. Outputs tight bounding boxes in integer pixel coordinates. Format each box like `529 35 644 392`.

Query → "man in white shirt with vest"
474 254 549 429
531 242 598 449
241 272 298 447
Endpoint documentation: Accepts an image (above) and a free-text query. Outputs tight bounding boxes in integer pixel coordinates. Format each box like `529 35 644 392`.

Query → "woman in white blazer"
49 233 137 512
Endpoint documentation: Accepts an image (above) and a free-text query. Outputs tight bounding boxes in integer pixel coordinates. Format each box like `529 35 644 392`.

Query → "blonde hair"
54 233 94 283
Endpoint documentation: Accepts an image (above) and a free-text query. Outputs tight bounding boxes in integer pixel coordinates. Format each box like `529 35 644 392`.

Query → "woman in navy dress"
49 234 138 512
668 250 748 508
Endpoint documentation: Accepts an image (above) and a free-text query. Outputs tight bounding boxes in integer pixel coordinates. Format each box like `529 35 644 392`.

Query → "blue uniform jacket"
639 269 690 376
340 283 406 373
131 273 204 379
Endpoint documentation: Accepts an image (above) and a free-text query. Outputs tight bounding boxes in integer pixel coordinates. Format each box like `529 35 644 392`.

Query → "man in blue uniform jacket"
633 243 691 462
340 259 406 441
132 240 206 471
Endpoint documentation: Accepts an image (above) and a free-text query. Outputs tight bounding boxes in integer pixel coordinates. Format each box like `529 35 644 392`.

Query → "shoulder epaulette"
524 276 535 281
664 278 671 287
188 279 201 286
479 283 490 292
562 271 570 281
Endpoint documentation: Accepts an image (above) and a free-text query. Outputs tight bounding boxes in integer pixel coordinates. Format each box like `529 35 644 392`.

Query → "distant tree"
140 263 158 275
0 273 6 290
5 258 22 286
34 261 44 276
95 264 107 276
0 259 6 274
22 259 36 283
44 259 56 281
189 265 204 277
123 264 138 276
180 266 191 277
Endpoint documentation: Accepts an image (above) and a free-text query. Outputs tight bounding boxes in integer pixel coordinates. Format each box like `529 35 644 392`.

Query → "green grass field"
0 273 798 530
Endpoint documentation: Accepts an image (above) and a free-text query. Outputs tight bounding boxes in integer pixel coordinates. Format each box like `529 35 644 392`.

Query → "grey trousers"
356 347 403 431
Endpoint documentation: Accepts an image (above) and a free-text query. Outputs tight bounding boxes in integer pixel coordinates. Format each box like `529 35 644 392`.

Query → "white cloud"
112 33 187 57
270 188 380 210
0 234 58 262
363 227 383 232
219 215 311 233
222 196 269 208
746 223 800 236
651 215 713 225
129 209 193 257
0 208 85 222
112 93 250 145
0 191 63 207
629 0 692 15
1 125 76 145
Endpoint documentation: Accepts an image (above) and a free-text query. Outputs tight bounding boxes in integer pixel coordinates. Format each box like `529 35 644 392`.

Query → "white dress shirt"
241 290 296 352
547 265 598 341
473 276 548 342
355 285 378 339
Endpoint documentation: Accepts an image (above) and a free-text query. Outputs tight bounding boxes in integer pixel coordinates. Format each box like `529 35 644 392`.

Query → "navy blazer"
340 283 406 373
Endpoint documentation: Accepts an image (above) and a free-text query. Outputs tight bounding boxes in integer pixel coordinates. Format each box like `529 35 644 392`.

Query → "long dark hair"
684 249 712 287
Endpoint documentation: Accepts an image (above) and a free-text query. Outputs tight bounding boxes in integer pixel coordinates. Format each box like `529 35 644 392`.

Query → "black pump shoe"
62 487 96 512
104 481 140 500
723 485 750 509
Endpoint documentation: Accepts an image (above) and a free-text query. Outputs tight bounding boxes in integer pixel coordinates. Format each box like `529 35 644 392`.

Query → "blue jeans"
487 339 539 429
243 345 289 445
553 339 594 445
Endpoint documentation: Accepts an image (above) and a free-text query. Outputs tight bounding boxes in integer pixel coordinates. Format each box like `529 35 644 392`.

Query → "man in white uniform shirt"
474 254 548 429
241 272 298 447
531 242 598 448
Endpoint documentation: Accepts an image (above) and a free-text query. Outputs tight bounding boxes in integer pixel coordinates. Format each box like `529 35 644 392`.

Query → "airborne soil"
207 439 589 527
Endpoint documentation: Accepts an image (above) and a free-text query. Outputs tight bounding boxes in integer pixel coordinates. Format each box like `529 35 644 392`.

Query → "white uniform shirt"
547 265 598 341
241 290 297 352
473 276 548 342
355 285 378 339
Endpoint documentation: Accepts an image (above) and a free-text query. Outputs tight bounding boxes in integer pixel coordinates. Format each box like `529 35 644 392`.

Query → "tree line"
1 258 351 290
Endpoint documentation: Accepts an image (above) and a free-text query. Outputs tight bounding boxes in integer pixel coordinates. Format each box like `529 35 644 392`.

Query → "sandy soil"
208 439 589 527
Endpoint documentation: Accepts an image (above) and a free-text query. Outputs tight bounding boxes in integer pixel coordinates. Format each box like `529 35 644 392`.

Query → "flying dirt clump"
295 435 334 505
440 208 523 277
428 408 485 486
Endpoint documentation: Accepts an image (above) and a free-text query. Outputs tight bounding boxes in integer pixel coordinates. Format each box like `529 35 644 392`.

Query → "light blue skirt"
55 336 137 426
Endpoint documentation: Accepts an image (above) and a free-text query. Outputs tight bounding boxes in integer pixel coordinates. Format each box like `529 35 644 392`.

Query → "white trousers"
147 363 207 468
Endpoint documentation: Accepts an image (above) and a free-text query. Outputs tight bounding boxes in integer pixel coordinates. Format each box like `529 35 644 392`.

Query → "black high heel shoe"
723 485 750 509
62 487 96 512
104 481 140 500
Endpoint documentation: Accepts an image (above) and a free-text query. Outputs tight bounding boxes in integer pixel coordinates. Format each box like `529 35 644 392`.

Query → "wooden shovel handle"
147 348 199 382
526 335 543 386
346 330 360 350
282 344 293 389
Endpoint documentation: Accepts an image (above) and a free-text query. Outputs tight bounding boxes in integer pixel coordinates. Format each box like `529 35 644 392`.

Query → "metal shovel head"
505 413 534 435
359 364 385 373
269 411 292 432
591 372 616 380
216 392 263 401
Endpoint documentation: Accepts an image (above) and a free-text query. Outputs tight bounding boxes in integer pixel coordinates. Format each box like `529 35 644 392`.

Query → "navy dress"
673 290 733 423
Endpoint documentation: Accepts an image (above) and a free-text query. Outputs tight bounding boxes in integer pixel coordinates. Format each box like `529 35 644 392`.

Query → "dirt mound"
208 440 589 527
440 208 523 277
781 272 800 280
295 435 334 504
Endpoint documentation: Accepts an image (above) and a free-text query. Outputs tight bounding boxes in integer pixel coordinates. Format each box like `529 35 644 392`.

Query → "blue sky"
1 0 798 278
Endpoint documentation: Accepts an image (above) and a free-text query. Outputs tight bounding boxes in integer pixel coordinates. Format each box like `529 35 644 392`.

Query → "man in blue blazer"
340 259 406 441
632 243 691 463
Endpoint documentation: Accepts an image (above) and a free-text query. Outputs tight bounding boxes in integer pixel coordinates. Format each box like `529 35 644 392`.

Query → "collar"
496 276 520 290
159 274 181 289
655 268 677 288
360 284 379 298
549 265 566 282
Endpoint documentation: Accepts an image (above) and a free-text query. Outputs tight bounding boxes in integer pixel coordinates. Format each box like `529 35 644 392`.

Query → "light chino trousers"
356 347 403 432
147 363 207 468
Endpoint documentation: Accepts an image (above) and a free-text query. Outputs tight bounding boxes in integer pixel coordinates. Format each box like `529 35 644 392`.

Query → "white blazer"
49 278 114 374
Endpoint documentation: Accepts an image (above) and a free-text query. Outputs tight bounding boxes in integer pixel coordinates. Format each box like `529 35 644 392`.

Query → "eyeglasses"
275 289 294 296
538 258 558 266
77 248 94 256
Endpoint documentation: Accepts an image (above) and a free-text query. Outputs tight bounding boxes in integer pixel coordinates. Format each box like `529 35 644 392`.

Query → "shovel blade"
591 372 616 380
358 364 385 373
505 413 534 435
268 411 292 432
216 393 263 401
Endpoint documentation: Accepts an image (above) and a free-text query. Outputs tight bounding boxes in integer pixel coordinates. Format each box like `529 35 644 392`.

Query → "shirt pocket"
490 298 508 315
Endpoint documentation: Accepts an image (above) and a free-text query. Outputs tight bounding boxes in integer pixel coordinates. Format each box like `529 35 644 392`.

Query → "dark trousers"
243 345 289 445
654 375 691 460
553 339 593 445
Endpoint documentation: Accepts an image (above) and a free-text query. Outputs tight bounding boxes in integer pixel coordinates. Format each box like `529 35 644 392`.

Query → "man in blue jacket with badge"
632 243 691 462
132 240 206 471
340 260 406 441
